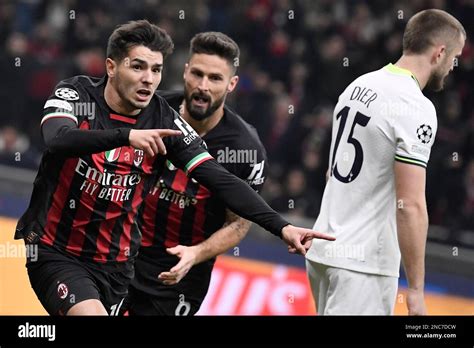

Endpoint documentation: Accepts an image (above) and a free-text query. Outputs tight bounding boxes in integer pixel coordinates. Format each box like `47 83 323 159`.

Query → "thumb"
292 238 306 256
166 245 183 256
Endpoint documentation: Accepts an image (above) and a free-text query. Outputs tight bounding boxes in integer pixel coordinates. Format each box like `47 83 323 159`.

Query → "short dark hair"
107 20 174 62
190 32 240 73
403 9 466 55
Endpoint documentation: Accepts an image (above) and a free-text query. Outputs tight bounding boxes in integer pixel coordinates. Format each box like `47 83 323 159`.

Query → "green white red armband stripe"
184 152 214 175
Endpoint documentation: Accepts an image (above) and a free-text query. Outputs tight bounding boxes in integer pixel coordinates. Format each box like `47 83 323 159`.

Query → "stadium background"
0 0 472 315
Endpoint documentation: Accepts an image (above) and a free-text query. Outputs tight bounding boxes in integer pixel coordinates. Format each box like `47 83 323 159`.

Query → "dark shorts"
26 242 134 315
124 254 213 316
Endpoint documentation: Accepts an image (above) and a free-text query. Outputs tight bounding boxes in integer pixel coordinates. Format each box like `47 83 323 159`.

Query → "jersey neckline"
384 63 421 90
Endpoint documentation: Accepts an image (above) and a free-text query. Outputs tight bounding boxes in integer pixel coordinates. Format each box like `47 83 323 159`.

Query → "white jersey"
306 63 437 277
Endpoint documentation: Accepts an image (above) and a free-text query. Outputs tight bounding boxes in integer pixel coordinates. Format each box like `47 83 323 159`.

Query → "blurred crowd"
0 0 472 244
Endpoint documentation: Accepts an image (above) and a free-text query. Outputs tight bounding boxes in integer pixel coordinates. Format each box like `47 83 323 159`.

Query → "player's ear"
432 44 446 65
227 75 239 93
106 58 117 78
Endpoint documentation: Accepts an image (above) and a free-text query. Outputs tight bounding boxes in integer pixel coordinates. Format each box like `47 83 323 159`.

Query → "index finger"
157 129 182 137
310 231 336 241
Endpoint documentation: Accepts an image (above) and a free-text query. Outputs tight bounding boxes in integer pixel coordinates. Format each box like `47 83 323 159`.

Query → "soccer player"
305 9 465 315
126 32 266 315
15 20 333 316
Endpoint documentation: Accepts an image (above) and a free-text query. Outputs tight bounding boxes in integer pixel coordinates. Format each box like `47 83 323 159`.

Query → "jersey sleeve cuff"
41 112 78 126
394 154 427 168
184 152 214 175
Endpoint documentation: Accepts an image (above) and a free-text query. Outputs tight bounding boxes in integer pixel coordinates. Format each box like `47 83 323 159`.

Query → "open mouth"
192 93 210 107
136 89 152 101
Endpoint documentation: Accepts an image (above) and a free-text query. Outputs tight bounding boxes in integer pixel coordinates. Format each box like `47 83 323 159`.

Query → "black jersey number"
330 106 371 183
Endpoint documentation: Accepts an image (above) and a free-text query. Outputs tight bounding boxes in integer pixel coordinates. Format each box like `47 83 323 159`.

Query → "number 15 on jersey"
330 106 371 184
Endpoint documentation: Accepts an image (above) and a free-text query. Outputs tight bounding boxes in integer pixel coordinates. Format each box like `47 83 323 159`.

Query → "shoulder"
155 90 184 113
147 90 181 126
53 75 104 100
420 96 436 118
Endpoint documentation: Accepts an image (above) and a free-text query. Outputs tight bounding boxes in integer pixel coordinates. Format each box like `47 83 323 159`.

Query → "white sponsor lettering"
75 158 141 202
97 187 132 201
247 160 265 185
174 117 199 145
183 131 198 145
155 186 197 207
75 158 141 186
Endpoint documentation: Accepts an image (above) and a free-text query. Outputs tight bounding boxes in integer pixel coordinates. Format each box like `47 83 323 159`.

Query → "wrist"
407 286 424 293
189 245 202 265
281 224 292 239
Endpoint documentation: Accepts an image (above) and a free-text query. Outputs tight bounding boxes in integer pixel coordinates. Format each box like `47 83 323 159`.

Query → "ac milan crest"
134 149 144 167
57 283 69 299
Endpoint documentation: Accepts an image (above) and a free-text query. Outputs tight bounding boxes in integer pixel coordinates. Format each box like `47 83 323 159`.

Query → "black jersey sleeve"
164 111 214 173
163 108 288 237
41 81 130 156
189 158 288 238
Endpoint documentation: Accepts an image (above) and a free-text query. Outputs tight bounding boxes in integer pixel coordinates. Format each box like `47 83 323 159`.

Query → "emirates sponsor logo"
75 158 142 202
75 158 141 186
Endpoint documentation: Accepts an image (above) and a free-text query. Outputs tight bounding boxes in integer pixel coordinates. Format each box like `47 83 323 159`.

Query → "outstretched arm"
42 117 180 157
189 158 335 252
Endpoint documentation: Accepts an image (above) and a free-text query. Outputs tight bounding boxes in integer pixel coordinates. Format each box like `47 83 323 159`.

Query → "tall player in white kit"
305 9 466 315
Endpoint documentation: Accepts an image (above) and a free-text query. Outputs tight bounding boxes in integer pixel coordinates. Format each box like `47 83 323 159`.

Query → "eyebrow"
209 72 224 78
191 67 224 78
131 58 163 68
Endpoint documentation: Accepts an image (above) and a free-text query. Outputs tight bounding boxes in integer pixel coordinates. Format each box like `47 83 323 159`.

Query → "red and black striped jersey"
137 91 267 266
15 76 212 264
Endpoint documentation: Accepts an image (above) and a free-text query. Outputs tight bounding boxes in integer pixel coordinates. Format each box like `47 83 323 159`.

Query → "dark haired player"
15 20 334 315
127 32 266 315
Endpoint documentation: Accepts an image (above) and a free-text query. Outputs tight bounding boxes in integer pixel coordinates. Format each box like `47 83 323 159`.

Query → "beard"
426 56 451 92
184 90 226 121
426 69 447 92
